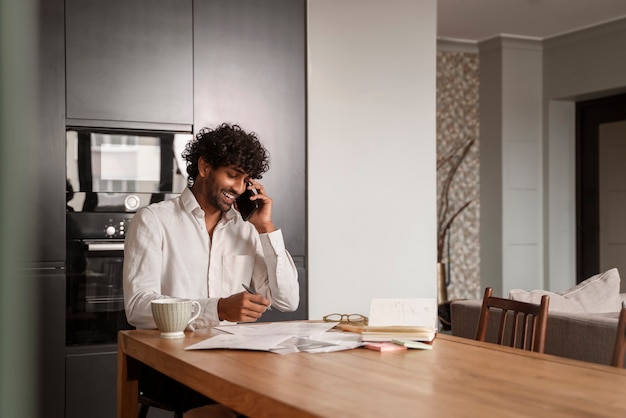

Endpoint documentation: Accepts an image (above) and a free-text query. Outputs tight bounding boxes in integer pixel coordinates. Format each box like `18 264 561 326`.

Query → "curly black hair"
183 123 270 186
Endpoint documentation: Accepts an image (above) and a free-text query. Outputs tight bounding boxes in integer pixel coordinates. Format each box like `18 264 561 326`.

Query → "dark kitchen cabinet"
65 346 117 418
193 0 307 320
65 0 193 126
17 1 67 418
31 2 66 417
30 0 66 265
33 268 66 418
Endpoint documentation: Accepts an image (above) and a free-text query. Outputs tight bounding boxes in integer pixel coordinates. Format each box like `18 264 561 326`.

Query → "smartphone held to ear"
236 183 258 221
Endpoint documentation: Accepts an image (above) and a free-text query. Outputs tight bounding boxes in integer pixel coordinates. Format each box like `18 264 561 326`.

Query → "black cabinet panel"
32 268 66 418
65 0 193 125
30 0 66 264
194 0 307 257
65 347 117 418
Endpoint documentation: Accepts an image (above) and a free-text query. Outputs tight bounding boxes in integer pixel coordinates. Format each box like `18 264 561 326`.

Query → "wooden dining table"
118 327 626 418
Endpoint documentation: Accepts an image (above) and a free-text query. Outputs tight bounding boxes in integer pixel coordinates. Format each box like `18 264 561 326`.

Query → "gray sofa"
450 295 626 367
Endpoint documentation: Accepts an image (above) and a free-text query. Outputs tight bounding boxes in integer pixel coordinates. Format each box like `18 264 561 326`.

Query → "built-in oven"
65 127 192 345
66 212 133 345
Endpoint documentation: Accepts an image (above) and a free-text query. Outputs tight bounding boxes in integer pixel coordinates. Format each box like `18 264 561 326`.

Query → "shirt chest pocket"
221 255 255 294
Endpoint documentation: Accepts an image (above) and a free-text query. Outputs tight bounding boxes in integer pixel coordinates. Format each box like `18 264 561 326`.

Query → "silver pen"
242 283 272 311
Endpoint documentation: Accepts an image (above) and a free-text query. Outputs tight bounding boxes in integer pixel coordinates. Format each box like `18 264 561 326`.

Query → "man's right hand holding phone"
237 180 275 234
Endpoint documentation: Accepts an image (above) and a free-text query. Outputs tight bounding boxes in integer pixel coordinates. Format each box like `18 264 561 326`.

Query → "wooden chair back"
475 287 550 353
611 302 626 368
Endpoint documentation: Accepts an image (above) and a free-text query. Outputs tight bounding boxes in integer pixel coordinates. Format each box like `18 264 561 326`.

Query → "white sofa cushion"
509 268 622 314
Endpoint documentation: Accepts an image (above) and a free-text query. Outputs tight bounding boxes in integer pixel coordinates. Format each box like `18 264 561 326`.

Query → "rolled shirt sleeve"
255 229 299 312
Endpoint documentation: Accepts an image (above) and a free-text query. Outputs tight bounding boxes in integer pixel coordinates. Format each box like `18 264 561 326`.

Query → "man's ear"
198 157 212 178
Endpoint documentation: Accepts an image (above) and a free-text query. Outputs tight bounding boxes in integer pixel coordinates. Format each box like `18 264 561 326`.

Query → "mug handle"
187 300 202 325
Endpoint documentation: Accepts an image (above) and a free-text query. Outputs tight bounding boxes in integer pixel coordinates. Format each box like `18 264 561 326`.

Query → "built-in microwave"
66 127 192 213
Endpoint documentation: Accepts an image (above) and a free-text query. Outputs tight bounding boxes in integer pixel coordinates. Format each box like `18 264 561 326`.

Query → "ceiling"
437 0 626 42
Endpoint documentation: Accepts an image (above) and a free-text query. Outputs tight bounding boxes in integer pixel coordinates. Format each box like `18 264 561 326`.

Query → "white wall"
307 0 438 319
479 37 544 295
545 99 576 291
500 39 544 292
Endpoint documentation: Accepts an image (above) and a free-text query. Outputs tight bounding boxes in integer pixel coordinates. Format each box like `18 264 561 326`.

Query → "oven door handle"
86 242 125 251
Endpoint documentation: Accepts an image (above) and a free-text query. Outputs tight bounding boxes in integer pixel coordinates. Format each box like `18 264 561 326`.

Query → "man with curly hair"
123 123 299 416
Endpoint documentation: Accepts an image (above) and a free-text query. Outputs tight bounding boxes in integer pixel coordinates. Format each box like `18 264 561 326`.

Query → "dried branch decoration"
437 138 475 262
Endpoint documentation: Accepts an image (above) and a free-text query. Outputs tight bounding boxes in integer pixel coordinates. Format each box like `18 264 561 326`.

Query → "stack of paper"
340 324 436 342
340 298 438 342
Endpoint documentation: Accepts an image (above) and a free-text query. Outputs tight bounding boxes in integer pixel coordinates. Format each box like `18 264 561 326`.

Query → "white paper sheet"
185 322 357 354
186 333 291 351
215 321 337 337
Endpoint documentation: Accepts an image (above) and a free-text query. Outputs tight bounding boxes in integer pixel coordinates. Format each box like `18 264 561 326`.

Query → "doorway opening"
576 92 626 289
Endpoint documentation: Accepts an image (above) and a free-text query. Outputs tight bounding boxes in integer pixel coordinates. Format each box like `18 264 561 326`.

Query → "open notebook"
341 298 438 342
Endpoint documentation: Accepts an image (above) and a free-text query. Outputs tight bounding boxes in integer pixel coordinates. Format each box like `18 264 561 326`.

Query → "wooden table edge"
116 330 319 418
437 333 626 375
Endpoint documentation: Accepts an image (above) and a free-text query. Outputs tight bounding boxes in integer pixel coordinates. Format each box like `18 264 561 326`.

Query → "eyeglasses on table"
322 313 368 326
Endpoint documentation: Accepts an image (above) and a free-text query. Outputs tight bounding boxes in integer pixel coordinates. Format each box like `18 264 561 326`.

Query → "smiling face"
193 158 249 214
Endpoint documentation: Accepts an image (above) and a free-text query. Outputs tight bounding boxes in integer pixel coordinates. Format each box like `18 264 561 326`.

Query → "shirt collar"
181 187 201 214
181 187 238 223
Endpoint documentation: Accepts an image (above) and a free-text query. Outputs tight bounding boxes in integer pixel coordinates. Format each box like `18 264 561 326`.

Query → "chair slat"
475 287 550 353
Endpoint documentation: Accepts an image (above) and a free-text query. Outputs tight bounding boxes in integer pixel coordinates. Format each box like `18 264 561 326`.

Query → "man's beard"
209 188 235 213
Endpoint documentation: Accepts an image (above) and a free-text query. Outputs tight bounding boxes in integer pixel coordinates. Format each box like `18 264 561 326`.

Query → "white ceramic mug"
151 298 201 339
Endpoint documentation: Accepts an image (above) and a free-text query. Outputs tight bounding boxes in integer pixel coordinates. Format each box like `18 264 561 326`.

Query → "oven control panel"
67 212 135 240
104 219 129 238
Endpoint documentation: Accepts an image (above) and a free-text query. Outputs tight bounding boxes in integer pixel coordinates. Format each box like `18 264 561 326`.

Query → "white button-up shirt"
123 187 299 329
